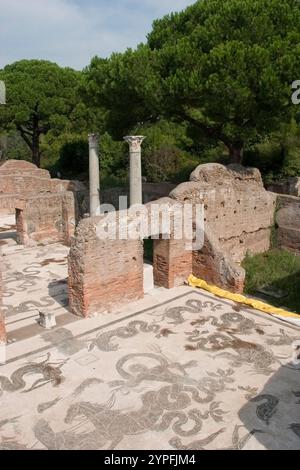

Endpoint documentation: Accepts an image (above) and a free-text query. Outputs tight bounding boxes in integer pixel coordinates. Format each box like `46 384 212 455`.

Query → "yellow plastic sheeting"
188 274 300 320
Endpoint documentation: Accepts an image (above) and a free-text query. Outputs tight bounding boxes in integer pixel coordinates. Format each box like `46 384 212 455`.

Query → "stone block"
38 310 56 329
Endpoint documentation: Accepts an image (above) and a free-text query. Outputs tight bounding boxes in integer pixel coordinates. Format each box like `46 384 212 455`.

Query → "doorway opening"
143 237 154 294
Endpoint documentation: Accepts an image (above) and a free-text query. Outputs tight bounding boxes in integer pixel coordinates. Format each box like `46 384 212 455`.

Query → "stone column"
88 133 100 216
124 136 145 206
0 81 6 105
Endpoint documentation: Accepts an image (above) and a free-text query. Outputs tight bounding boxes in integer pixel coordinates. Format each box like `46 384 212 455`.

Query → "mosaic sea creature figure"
250 394 279 425
0 353 66 394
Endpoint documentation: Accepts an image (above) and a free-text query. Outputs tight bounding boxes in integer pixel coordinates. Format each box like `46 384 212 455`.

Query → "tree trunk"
32 144 40 167
31 116 41 167
228 144 244 164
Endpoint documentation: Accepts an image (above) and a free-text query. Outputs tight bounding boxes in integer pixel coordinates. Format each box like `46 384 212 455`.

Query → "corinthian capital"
124 135 145 152
88 133 99 149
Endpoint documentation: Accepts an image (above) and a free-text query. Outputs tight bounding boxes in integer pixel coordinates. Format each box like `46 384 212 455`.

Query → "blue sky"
0 0 194 70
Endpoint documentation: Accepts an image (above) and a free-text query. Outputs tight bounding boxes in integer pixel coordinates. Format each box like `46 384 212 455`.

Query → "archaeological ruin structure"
67 160 300 318
0 146 300 358
0 159 88 246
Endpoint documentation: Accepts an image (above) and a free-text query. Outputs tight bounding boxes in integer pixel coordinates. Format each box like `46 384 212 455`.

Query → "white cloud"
0 0 194 70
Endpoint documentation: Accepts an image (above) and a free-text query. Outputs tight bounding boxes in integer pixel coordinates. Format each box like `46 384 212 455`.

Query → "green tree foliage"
0 60 95 167
148 0 300 163
55 132 128 183
86 0 300 164
133 119 198 182
0 131 31 162
84 48 157 139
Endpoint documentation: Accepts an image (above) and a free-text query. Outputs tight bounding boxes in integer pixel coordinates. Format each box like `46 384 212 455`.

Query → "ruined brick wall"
15 192 75 246
144 198 193 289
68 200 195 317
153 238 192 289
68 216 144 317
170 163 276 264
67 164 278 317
0 159 87 218
192 227 245 293
276 194 300 255
0 159 50 178
0 160 52 215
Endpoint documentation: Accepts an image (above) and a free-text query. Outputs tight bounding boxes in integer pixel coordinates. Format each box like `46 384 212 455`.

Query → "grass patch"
242 248 300 314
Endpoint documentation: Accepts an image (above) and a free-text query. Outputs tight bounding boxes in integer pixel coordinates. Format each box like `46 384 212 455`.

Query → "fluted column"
124 136 145 206
88 133 100 216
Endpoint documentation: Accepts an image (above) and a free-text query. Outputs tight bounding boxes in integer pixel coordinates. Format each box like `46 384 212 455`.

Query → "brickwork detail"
68 217 144 317
0 160 87 246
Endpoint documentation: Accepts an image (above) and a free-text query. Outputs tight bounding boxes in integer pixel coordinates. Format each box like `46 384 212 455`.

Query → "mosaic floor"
1 284 300 450
0 214 300 450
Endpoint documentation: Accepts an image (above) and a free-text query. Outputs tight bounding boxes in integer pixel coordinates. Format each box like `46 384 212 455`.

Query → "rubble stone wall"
15 192 75 247
276 194 300 255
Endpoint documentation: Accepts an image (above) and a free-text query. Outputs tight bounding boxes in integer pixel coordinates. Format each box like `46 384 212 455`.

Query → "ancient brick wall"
15 192 75 246
68 216 144 317
0 159 50 178
153 238 192 289
68 164 279 317
170 163 276 264
0 159 87 219
276 194 300 255
68 200 196 317
0 256 6 360
0 160 52 215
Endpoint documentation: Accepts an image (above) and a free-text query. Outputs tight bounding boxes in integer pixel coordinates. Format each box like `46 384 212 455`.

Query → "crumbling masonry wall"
0 159 87 246
68 200 193 317
16 192 76 246
170 164 277 264
276 194 300 255
68 163 278 317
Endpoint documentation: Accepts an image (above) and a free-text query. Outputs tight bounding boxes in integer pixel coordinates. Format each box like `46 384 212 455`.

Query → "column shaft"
88 134 100 216
124 136 145 206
